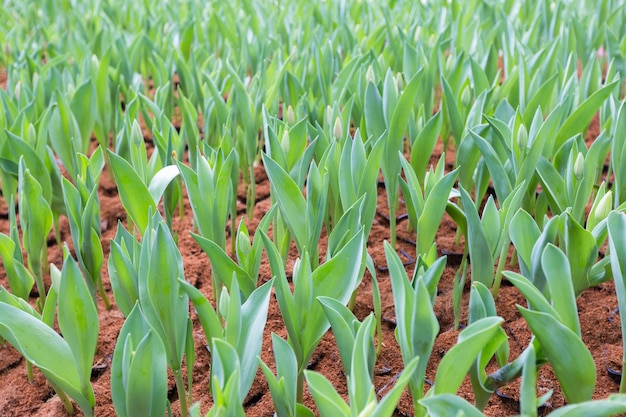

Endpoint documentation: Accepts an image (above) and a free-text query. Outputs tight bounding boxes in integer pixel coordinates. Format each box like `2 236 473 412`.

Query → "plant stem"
30 258 46 310
389 203 397 249
174 369 188 417
97 276 112 310
296 370 305 404
26 360 33 382
48 380 76 416
247 165 255 219
621 359 626 394
491 241 510 298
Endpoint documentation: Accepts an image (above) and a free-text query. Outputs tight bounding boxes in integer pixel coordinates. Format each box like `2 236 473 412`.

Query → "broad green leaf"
192 233 256 297
554 81 618 150
434 317 504 395
138 218 189 371
518 307 595 403
58 254 98 393
108 151 156 234
364 82 386 141
420 394 485 417
441 76 464 146
124 331 168 417
502 271 558 317
262 153 307 251
520 345 540 417
469 130 513 201
178 279 223 345
0 234 34 300
371 357 420 417
541 244 580 336
459 186 494 287
235 279 274 398
147 165 180 204
305 371 350 417
318 296 359 378
510 209 541 276
608 212 626 394
0 302 93 415
546 396 626 417
563 213 598 296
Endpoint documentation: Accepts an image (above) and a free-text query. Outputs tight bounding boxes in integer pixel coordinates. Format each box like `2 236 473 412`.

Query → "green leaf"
58 253 99 393
541 244 580 336
459 186 494 287
138 217 189 371
518 307 595 403
318 296 359 378
563 213 598 296
125 331 168 417
509 209 541 276
192 233 256 297
434 317 504 395
469 130 513 201
108 151 156 234
0 302 93 415
545 396 626 417
147 165 180 204
305 371 350 417
554 81 618 150
234 279 274 398
420 394 485 417
441 76 464 146
262 153 308 251
364 82 386 142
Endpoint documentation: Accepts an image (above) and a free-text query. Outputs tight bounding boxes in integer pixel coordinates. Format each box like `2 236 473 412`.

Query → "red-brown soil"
0 114 622 417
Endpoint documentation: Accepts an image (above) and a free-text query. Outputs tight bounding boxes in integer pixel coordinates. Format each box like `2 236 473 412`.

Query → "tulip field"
2 0 626 415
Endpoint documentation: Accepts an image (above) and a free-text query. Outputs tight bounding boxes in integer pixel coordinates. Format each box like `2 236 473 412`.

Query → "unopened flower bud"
237 230 251 257
14 81 20 100
395 72 405 91
281 130 290 154
333 117 343 140
595 191 613 223
445 54 454 73
285 105 295 125
517 124 528 150
428 33 436 47
414 26 422 43
366 65 376 84
574 152 584 180
325 105 333 126
461 86 471 107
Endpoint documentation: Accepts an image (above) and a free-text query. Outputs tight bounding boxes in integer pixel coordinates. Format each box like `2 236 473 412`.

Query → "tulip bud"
366 65 376 84
594 191 613 223
461 86 471 107
237 230 251 257
445 54 454 73
325 105 333 126
413 26 422 43
333 117 343 140
517 124 528 150
281 130 290 154
395 72 405 91
14 81 20 100
91 54 100 69
574 152 584 180
285 105 295 125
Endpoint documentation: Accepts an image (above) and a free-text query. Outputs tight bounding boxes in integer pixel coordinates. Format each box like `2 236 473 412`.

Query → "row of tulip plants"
2 0 626 415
